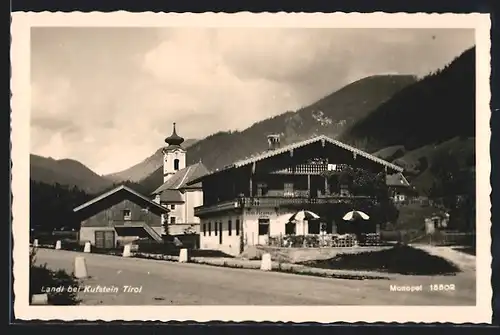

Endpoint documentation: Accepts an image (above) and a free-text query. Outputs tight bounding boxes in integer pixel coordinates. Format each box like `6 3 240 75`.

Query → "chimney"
267 134 281 151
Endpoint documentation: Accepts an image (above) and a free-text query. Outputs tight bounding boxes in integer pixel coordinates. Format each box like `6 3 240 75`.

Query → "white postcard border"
11 12 492 323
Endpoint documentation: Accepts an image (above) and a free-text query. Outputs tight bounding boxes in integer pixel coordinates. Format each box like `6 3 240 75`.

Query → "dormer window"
123 209 131 221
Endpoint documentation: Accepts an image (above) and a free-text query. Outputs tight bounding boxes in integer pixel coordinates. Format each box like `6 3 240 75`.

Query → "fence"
163 233 200 249
30 231 79 245
379 229 423 244
267 233 384 248
426 231 475 247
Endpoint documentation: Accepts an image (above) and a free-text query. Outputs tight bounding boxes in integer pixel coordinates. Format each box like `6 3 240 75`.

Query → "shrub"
29 248 81 305
136 239 180 255
62 241 82 251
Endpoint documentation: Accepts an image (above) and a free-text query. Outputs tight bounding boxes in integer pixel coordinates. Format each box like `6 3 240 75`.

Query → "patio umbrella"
289 210 320 222
342 210 370 221
289 210 320 239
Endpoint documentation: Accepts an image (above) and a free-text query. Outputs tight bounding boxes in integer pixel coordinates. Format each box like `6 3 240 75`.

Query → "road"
33 249 475 305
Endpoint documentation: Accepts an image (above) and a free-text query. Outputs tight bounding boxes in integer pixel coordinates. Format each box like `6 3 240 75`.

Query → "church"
74 123 208 248
151 123 209 235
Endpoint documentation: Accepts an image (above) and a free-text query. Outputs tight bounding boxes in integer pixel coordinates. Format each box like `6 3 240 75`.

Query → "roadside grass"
132 251 389 280
298 244 461 276
36 243 461 280
38 241 235 258
29 248 81 305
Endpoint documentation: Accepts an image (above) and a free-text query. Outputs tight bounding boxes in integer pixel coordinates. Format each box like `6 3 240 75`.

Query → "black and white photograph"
11 12 491 323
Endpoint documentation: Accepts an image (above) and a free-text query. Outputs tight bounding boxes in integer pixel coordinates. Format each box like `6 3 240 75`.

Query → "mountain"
340 47 476 195
104 138 198 183
30 154 113 194
186 75 416 171
132 75 416 190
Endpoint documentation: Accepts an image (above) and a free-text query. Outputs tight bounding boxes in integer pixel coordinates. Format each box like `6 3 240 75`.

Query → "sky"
30 27 475 175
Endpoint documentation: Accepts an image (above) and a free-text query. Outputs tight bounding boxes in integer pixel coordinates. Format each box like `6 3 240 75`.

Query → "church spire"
165 122 185 148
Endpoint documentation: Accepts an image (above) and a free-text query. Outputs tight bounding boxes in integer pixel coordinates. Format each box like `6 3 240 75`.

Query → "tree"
30 180 93 232
322 167 399 229
333 166 389 200
428 152 476 232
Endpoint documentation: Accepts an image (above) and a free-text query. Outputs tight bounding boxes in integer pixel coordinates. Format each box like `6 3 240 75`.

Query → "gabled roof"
152 162 209 195
386 172 411 187
188 135 404 185
73 185 169 213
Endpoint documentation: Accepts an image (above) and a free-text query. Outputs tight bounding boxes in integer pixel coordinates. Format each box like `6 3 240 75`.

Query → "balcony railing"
194 195 373 216
270 163 348 175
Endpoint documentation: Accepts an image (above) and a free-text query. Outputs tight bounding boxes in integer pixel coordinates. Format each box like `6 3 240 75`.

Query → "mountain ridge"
104 138 198 183
344 46 476 195
125 74 417 192
30 154 114 194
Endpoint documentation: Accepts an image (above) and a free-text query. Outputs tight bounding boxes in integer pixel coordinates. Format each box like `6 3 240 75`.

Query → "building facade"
74 185 169 248
189 134 407 256
151 123 208 235
386 172 413 203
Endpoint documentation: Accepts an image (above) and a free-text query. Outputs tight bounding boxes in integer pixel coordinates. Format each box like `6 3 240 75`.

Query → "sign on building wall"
245 209 295 217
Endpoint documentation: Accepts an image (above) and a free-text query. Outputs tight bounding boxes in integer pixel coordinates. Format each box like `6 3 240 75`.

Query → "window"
235 219 240 236
257 183 268 196
228 220 232 236
340 184 350 197
214 222 218 236
202 223 206 236
258 218 270 236
123 209 131 221
284 182 294 196
285 222 296 235
174 159 180 171
208 222 211 236
170 216 176 224
170 204 176 210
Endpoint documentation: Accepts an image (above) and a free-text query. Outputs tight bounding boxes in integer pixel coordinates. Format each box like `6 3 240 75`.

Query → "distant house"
188 134 405 256
73 185 169 249
386 172 413 203
150 123 209 235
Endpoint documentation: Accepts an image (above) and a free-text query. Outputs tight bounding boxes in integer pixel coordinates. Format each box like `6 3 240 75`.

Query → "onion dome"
165 122 185 147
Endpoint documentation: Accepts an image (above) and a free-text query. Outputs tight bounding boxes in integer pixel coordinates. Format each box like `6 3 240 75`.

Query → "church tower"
163 122 186 183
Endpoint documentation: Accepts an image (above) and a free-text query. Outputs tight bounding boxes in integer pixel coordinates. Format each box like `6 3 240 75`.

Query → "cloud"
30 27 475 174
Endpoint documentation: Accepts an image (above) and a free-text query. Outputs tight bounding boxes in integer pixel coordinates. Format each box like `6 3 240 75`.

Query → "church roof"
152 162 209 195
164 122 185 147
159 189 184 203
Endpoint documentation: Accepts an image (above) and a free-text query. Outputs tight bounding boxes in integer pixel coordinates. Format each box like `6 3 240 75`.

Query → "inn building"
188 134 408 256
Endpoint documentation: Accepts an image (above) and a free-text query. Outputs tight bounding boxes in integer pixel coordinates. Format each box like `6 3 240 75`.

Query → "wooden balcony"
194 194 373 217
270 163 348 175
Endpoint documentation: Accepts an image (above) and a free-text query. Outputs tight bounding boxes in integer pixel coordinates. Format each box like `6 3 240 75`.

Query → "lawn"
299 244 461 276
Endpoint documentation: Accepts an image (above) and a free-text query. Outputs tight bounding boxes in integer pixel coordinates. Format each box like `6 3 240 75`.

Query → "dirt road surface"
33 249 475 306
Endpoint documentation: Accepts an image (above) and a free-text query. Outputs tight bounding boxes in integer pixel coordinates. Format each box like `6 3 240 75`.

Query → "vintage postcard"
11 12 492 323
